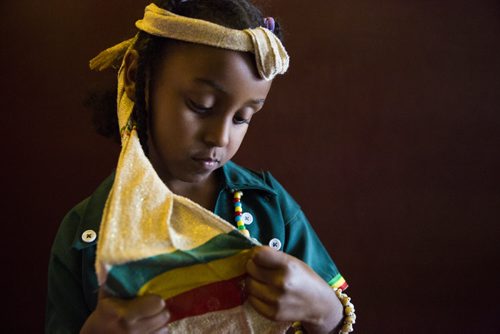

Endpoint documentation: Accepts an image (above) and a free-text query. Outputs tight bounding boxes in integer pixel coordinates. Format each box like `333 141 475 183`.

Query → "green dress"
46 161 346 333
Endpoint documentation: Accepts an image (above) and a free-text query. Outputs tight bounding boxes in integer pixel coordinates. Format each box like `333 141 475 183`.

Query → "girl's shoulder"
53 172 115 253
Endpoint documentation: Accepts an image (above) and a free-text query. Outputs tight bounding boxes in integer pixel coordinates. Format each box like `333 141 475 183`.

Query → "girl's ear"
123 50 139 101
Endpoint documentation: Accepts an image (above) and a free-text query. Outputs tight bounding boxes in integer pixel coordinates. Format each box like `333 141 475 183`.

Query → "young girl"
46 1 354 333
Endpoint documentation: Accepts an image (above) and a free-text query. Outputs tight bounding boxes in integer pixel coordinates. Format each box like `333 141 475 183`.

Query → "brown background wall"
2 0 499 332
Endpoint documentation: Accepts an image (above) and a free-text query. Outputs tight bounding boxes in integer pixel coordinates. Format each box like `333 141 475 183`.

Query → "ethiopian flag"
96 130 290 333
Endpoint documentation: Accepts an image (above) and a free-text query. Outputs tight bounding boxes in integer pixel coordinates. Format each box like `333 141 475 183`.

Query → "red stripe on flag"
166 274 248 323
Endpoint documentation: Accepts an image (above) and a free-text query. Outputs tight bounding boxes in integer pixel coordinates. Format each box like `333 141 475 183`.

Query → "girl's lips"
192 157 220 169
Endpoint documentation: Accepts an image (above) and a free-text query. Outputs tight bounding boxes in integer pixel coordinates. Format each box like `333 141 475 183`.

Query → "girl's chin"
160 169 215 188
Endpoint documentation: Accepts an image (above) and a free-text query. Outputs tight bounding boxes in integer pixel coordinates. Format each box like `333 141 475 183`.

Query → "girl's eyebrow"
250 98 266 105
194 78 227 94
193 78 266 105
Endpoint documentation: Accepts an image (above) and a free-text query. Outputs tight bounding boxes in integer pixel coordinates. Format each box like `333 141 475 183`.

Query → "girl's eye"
186 99 212 114
233 113 251 125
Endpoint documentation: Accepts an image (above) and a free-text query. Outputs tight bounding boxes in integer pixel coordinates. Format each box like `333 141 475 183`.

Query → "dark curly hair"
86 0 284 155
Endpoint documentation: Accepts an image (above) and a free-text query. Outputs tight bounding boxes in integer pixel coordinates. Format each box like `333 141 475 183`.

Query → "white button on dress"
81 229 97 243
242 212 254 225
269 238 282 250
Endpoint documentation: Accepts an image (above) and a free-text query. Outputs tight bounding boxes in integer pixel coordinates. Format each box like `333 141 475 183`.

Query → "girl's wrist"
301 282 344 333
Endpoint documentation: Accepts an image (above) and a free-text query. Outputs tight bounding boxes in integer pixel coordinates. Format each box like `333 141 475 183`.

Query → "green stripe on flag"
106 230 255 297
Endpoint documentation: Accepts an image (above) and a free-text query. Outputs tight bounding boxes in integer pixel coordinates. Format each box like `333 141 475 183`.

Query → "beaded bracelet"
335 288 356 334
292 321 304 334
292 288 356 334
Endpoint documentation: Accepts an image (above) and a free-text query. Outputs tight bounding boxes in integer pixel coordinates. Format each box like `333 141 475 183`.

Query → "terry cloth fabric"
90 3 289 81
91 3 290 333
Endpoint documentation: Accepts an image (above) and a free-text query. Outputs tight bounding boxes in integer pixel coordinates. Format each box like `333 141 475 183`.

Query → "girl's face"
140 42 272 186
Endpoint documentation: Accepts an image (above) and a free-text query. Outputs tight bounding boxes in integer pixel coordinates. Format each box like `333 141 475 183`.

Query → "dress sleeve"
265 172 348 290
284 210 348 290
46 201 91 333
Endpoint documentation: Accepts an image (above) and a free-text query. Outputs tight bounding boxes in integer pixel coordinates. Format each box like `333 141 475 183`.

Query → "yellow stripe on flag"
138 249 252 300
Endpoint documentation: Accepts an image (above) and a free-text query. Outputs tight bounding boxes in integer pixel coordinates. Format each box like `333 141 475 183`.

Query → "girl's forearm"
302 284 344 334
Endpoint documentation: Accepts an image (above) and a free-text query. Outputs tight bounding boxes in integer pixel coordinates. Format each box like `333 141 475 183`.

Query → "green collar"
72 161 276 250
220 161 276 195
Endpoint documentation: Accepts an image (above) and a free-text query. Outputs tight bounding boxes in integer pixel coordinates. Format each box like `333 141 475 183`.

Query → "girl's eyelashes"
186 98 213 113
233 113 251 125
186 97 254 125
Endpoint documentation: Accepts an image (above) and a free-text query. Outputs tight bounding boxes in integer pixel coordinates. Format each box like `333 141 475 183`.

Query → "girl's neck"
166 172 221 211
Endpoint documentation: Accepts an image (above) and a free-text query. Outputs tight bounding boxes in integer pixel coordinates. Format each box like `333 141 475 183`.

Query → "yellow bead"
346 315 356 324
235 206 242 212
342 323 353 332
240 229 250 237
341 296 351 304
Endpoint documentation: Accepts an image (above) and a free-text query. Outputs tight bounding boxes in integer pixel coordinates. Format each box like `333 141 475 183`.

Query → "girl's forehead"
153 41 272 95
157 42 256 76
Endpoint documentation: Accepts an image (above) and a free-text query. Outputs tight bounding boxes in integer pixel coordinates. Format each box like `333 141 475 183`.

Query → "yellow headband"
90 3 289 81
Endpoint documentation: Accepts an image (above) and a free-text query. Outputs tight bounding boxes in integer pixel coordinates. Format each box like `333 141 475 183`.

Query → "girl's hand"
246 246 343 334
80 289 170 334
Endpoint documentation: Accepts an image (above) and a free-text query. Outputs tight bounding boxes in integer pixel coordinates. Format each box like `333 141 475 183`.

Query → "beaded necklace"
233 191 250 238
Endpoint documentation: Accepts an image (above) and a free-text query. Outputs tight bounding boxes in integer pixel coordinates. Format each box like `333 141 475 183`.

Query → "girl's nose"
203 116 231 147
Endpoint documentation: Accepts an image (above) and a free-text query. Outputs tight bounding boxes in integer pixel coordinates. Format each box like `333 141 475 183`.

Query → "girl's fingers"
251 246 288 269
247 258 283 286
246 276 281 304
248 294 278 321
248 294 292 322
151 327 170 334
124 294 166 322
134 309 170 333
97 286 111 300
90 291 169 333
